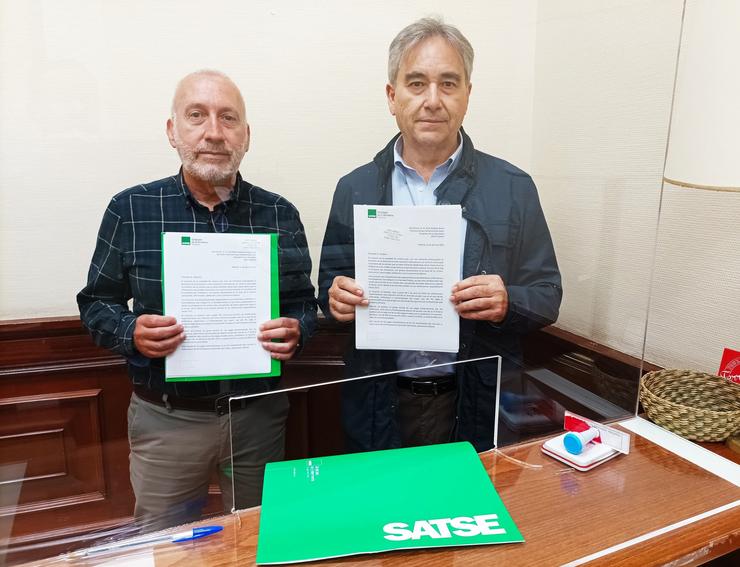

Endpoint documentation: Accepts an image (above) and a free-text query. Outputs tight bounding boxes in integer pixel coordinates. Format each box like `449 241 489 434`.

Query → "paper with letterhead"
353 205 460 352
162 232 279 381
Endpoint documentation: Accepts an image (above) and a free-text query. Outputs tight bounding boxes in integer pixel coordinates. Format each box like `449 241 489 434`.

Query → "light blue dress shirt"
392 134 467 378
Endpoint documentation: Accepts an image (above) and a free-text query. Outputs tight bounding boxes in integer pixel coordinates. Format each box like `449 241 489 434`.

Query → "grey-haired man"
319 18 561 452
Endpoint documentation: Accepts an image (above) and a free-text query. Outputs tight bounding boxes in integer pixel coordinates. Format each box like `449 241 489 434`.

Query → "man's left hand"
258 317 302 360
450 275 509 322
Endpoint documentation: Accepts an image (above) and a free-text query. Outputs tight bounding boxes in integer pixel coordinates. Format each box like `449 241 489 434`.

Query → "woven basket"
639 369 740 442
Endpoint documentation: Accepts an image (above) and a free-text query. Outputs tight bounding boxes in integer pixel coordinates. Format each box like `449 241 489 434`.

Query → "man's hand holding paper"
133 315 186 358
135 313 301 363
328 276 368 323
451 274 509 323
258 317 302 360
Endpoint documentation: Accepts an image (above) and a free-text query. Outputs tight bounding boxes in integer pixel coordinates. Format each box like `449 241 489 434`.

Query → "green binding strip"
269 233 281 377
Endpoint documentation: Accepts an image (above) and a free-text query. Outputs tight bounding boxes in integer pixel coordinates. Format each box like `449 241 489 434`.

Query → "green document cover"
161 232 280 381
256 442 523 564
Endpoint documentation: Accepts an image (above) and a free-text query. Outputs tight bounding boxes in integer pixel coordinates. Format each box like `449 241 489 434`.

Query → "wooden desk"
41 432 740 567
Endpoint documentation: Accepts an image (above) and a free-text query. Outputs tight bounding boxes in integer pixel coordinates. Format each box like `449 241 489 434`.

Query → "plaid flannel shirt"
77 170 317 397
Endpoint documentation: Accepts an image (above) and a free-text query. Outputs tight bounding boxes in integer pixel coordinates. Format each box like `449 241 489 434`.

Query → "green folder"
161 232 280 381
257 442 523 564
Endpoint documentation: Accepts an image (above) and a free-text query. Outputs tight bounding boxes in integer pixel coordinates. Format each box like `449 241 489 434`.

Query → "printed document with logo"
354 205 461 352
256 442 523 564
161 232 279 381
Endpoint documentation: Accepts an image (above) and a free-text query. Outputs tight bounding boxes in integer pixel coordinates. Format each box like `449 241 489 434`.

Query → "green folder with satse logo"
256 442 523 564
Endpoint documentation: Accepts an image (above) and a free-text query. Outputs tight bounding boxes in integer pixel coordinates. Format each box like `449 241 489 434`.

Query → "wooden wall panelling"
0 389 106 512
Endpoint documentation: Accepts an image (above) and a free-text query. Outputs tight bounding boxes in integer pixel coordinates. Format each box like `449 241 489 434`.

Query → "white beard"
174 132 247 185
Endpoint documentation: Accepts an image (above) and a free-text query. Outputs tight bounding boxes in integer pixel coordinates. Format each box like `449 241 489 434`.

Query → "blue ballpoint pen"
72 526 224 556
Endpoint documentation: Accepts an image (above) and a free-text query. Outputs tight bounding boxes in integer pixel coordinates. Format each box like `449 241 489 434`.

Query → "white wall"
0 0 538 319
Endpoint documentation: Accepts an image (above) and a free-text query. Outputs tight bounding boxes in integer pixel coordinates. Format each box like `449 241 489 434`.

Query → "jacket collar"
372 127 477 206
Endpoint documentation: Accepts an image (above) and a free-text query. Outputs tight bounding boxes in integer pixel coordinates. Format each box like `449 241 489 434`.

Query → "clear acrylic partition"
9 1 739 566
227 356 502 514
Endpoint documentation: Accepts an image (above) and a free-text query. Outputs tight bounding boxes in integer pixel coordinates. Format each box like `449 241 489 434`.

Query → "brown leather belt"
133 385 251 416
396 374 457 396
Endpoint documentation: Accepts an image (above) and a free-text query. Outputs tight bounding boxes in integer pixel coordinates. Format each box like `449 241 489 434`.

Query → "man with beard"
78 70 317 530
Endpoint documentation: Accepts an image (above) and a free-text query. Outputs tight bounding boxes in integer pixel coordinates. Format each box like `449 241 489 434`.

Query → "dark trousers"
397 387 456 447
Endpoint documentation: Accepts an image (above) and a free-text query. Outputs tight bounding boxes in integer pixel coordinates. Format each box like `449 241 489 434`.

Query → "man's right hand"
133 315 185 358
328 276 368 322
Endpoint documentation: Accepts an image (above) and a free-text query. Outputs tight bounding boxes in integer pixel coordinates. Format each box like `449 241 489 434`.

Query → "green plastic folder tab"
256 442 523 564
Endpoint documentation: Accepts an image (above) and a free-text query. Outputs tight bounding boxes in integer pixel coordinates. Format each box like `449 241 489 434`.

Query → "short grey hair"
170 69 246 123
388 17 474 85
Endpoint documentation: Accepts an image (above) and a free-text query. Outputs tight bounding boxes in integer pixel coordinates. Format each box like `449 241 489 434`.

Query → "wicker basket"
639 369 740 442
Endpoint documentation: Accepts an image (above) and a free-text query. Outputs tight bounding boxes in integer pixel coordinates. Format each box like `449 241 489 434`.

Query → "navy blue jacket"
318 130 562 452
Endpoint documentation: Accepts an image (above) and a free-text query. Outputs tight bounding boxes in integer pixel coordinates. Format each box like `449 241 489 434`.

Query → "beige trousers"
127 391 288 532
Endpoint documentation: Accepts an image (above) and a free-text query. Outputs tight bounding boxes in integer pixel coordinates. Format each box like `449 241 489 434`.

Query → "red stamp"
717 348 740 384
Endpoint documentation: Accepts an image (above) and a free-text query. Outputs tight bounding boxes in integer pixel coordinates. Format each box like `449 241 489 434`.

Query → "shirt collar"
177 168 241 209
393 132 464 175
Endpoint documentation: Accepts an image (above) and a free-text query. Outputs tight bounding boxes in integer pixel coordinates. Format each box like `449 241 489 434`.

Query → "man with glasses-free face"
78 70 317 531
319 18 562 452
